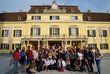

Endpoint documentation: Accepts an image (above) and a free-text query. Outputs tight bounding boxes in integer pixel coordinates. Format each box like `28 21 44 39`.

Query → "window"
12 44 21 50
2 30 9 37
50 27 60 36
35 9 39 13
71 9 74 12
50 16 59 20
14 30 22 37
71 16 78 21
100 43 108 49
87 29 96 37
69 27 79 36
18 16 21 21
32 16 41 20
109 27 110 32
99 30 107 37
31 28 40 36
87 16 91 21
1 43 9 50
88 44 97 49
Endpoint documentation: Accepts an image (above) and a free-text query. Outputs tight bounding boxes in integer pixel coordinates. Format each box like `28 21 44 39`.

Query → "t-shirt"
50 59 56 65
20 51 26 57
44 59 50 66
62 60 66 67
27 50 33 58
78 52 83 60
33 50 38 59
13 52 20 61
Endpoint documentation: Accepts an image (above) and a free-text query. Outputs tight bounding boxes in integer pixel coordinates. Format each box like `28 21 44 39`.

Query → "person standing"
13 48 20 74
95 48 103 74
26 46 33 65
87 48 94 72
19 47 26 72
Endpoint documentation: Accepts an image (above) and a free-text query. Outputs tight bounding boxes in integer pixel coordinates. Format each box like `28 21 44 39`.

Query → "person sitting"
37 57 45 72
44 58 51 71
26 59 36 74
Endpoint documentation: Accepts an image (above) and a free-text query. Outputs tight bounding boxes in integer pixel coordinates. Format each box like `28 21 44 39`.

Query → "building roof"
83 12 110 22
0 6 110 22
0 12 26 21
28 5 81 13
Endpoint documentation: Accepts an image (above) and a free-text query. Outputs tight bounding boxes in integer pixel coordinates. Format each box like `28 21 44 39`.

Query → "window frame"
69 27 79 36
87 29 96 37
100 43 108 49
50 16 60 20
1 43 9 50
71 16 78 21
88 44 97 49
13 30 22 37
2 30 9 37
12 43 21 50
31 27 40 36
99 30 107 37
50 27 60 36
32 16 41 20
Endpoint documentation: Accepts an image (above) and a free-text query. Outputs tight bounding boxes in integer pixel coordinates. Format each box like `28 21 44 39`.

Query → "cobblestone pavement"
0 55 109 74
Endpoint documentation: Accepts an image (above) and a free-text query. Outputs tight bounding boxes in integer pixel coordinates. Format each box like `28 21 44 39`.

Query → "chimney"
87 10 91 13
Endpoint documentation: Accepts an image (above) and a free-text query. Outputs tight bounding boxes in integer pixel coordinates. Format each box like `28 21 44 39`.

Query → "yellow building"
0 1 110 53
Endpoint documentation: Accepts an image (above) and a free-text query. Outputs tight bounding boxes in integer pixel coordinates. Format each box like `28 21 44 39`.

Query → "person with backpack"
13 48 20 74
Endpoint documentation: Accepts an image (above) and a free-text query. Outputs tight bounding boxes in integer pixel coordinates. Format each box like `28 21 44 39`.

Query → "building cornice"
0 21 25 24
0 21 110 24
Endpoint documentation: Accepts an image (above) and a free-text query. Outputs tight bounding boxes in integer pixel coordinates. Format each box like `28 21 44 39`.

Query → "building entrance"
48 41 62 49
72 41 81 48
29 41 38 47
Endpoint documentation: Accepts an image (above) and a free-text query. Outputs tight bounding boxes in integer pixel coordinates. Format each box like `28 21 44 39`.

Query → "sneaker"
30 68 36 73
47 70 49 71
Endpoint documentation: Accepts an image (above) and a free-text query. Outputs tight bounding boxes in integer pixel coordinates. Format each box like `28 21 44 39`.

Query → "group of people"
12 44 102 74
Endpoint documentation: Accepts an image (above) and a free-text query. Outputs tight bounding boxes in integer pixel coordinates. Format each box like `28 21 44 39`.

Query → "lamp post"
8 28 12 50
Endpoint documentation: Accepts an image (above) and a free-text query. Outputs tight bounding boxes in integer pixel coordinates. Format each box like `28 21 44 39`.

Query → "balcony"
21 35 87 41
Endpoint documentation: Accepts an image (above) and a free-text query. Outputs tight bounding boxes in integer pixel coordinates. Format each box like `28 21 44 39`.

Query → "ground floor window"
0 43 9 50
88 44 97 49
12 44 21 50
100 43 108 49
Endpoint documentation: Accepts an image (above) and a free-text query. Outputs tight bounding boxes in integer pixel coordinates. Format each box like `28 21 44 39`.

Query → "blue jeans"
27 58 32 65
96 59 101 74
13 60 19 73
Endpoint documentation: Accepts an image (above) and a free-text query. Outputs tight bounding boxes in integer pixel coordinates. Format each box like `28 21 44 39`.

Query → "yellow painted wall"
0 13 110 53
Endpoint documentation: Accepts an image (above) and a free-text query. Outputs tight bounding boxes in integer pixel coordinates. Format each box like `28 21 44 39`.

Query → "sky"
0 0 110 13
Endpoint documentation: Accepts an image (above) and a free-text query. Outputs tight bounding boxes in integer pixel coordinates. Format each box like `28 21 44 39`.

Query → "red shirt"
13 52 20 61
27 50 33 58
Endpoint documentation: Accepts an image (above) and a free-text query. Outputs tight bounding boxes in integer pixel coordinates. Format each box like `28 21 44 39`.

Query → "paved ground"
0 54 110 74
0 56 13 74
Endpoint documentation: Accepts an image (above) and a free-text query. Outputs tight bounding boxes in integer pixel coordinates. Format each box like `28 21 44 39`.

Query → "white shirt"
50 59 56 65
62 60 66 67
33 50 38 59
78 52 83 60
44 59 50 66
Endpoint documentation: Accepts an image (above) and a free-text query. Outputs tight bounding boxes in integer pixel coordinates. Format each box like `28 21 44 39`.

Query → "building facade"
0 1 110 53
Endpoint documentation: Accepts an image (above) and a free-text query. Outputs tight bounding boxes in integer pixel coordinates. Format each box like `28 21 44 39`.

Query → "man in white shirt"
33 47 38 60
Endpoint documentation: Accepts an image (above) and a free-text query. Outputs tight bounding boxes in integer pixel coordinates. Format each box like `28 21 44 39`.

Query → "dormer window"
87 16 91 21
71 9 74 12
51 0 59 9
18 16 21 21
35 9 39 13
62 7 66 13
